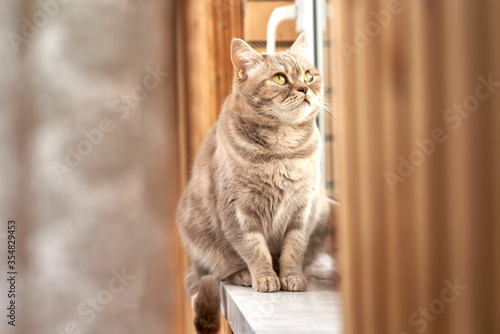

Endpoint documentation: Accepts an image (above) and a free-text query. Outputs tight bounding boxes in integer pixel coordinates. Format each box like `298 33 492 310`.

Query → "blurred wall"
0 1 180 333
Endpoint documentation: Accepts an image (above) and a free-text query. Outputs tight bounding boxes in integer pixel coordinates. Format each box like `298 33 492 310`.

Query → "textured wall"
0 1 178 333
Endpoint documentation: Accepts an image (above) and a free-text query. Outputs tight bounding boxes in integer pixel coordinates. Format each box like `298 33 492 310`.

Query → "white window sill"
220 277 342 334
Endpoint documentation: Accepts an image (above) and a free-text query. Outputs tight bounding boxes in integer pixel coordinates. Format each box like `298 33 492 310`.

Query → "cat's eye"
304 71 313 82
272 73 287 85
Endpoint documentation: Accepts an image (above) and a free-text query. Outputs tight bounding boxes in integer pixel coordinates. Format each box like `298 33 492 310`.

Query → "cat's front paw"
280 274 307 291
252 273 280 292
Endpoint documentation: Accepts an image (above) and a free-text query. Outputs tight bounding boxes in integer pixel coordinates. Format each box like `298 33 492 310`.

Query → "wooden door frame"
174 1 243 333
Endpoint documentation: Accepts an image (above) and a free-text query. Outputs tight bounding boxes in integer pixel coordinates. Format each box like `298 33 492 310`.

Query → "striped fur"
177 33 334 334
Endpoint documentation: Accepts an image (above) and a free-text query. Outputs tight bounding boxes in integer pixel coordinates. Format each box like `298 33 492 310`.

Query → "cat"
176 33 336 334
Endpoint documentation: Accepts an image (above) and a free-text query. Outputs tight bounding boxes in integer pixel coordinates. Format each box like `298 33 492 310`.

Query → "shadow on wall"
0 1 179 333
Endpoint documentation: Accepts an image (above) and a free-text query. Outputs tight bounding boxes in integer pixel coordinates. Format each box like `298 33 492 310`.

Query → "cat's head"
230 33 323 125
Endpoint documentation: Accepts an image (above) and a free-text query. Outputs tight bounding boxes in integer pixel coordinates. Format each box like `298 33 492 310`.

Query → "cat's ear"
289 32 307 58
231 38 262 80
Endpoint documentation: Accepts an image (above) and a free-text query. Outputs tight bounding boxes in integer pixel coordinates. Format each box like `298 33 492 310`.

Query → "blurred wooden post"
333 0 500 333
175 1 242 333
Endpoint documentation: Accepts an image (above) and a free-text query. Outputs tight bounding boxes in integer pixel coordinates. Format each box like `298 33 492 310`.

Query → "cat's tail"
191 275 220 334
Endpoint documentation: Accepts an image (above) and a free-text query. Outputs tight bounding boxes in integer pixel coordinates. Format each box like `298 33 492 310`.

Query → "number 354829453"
7 220 16 270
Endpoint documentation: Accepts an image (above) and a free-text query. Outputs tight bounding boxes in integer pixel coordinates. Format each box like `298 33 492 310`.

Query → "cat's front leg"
280 227 308 291
228 210 280 292
233 231 280 292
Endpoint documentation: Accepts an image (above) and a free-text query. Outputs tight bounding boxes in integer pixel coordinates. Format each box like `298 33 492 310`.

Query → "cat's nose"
297 85 308 95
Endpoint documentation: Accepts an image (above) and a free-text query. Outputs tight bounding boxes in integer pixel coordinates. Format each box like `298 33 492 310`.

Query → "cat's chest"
252 158 317 185
237 154 320 205
245 162 317 226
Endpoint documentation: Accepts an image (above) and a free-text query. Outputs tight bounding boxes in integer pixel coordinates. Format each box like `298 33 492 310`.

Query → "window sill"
220 277 342 334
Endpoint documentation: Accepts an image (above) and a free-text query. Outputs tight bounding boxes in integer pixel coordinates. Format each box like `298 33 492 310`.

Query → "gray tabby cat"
177 33 336 334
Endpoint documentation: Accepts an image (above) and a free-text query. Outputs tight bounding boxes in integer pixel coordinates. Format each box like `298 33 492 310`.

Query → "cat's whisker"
320 108 336 122
321 111 335 123
308 95 336 123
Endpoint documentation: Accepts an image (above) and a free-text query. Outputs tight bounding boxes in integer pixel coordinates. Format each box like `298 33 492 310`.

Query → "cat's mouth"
301 96 311 105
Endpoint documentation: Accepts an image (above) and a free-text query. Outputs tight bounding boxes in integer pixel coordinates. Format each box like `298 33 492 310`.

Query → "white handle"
266 4 297 54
